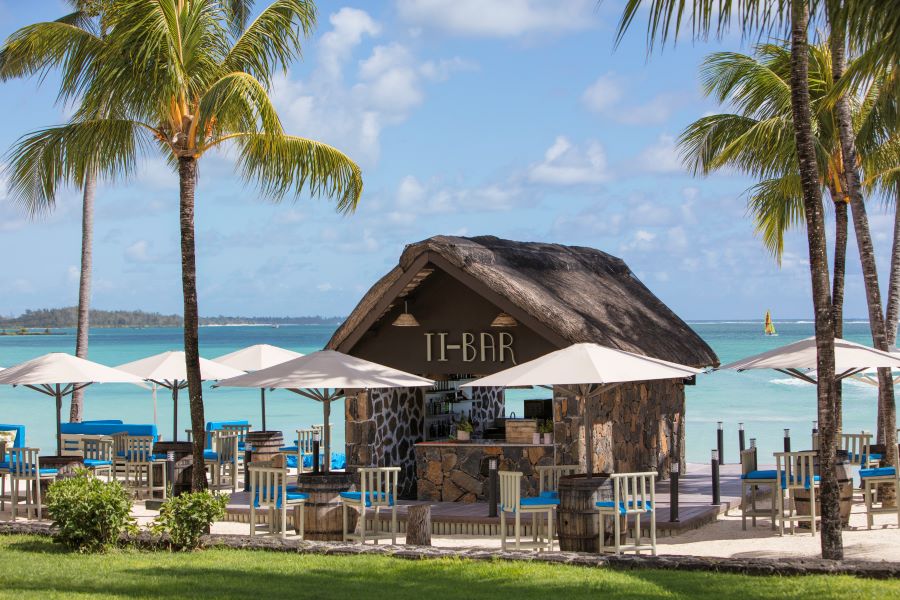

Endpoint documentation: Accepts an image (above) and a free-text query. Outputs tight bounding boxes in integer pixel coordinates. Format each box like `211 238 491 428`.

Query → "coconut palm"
0 0 113 422
615 0 845 559
4 0 363 490
678 41 861 428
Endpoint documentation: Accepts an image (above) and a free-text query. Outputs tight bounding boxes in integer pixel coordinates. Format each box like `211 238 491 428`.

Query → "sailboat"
764 310 777 336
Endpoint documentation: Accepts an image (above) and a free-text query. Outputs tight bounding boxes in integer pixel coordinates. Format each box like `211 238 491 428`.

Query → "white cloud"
396 0 596 37
529 136 608 185
67 265 79 283
270 9 470 164
124 240 152 263
636 134 684 174
619 229 657 253
316 282 335 292
582 72 686 125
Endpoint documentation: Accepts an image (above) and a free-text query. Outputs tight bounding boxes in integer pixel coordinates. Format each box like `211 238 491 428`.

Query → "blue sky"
0 0 894 321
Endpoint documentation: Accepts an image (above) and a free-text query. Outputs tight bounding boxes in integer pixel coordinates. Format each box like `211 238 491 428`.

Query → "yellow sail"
764 311 777 336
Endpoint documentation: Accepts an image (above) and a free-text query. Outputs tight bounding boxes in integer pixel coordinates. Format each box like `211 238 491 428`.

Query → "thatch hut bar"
327 235 719 500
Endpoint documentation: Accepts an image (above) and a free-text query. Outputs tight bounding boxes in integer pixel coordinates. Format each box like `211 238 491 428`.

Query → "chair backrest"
111 432 128 458
8 447 40 477
295 428 318 454
740 448 758 475
536 464 580 495
841 431 872 465
499 471 522 512
60 433 85 457
82 436 113 462
123 435 155 463
610 472 657 513
215 434 238 464
248 463 288 509
358 466 399 508
221 424 250 445
774 451 817 489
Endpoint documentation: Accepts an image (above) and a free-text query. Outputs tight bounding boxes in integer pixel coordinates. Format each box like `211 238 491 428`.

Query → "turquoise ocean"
0 320 885 464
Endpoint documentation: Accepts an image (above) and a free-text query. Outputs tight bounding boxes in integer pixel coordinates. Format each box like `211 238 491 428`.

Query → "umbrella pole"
56 384 63 456
582 388 593 479
172 386 179 442
323 397 331 473
260 388 266 431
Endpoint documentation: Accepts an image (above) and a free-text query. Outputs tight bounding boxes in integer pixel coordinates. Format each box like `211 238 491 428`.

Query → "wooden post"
406 504 431 546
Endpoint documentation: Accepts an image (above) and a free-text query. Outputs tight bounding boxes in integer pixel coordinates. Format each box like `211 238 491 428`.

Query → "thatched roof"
327 235 719 368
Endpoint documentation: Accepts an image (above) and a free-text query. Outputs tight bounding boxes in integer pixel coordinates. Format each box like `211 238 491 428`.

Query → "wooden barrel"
557 473 612 553
246 431 284 464
294 472 355 541
153 441 194 496
795 457 853 527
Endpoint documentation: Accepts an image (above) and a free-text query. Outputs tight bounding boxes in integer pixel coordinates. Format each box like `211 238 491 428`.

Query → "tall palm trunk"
69 171 96 423
791 0 842 560
829 12 898 477
885 188 900 347
830 188 848 434
179 156 207 491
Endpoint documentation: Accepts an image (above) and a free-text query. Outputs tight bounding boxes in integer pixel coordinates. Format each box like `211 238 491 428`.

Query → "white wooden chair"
341 466 400 544
498 470 558 551
740 448 778 530
0 441 7 512
82 436 114 482
7 447 57 521
60 434 85 457
248 461 307 539
206 433 239 492
536 464 580 500
294 428 318 474
842 431 879 469
122 435 167 499
774 450 819 535
860 445 900 529
596 471 657 555
221 424 251 467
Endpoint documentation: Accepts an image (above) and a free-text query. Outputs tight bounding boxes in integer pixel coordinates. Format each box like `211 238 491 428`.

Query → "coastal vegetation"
0 308 343 329
2 0 364 491
616 0 897 560
0 535 898 599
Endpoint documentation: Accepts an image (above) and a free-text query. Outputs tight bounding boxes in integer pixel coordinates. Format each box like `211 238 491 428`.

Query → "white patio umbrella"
116 351 244 442
463 343 702 477
213 344 304 431
0 353 144 454
215 350 433 472
720 337 900 383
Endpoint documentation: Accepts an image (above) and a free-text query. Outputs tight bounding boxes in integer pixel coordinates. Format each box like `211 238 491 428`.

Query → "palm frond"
746 173 805 261
235 133 363 212
196 71 283 145
225 0 316 88
224 0 255 36
3 119 153 216
0 15 104 103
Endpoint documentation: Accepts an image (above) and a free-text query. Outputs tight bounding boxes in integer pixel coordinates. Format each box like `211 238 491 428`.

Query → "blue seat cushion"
279 445 299 453
339 491 394 507
520 496 559 507
203 450 218 461
741 469 778 480
253 485 308 508
83 459 112 468
860 467 896 479
4 467 58 476
781 474 820 489
597 500 653 515
283 453 347 470
850 452 883 463
117 452 167 462
539 490 559 499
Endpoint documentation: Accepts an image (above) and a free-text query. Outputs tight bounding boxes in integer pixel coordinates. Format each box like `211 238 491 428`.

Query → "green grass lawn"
0 535 898 599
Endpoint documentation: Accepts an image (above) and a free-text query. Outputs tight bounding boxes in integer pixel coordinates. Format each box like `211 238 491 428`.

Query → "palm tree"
4 0 363 490
677 41 882 431
0 0 112 423
615 0 843 559
826 1 897 474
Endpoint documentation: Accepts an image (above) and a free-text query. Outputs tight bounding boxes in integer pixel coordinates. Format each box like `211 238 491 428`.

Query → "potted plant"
457 418 474 442
540 420 554 445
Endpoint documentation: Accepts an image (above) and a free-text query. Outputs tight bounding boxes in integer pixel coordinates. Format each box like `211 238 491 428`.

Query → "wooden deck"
223 462 754 537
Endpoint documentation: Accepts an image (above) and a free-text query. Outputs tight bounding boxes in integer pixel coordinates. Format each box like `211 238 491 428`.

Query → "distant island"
0 307 344 329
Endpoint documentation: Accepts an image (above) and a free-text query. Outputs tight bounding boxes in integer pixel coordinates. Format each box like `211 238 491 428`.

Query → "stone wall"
468 386 505 434
416 443 554 502
345 387 425 499
552 380 684 478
